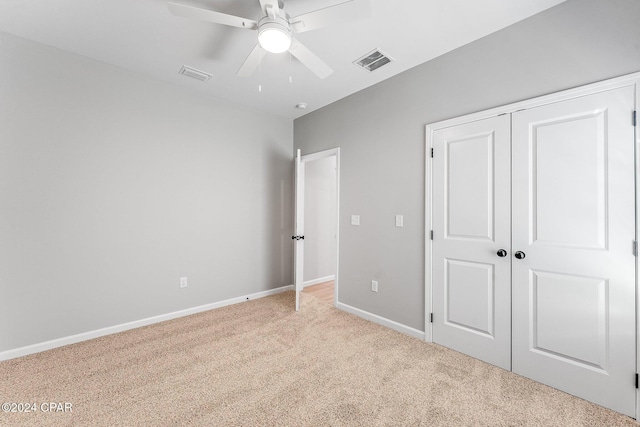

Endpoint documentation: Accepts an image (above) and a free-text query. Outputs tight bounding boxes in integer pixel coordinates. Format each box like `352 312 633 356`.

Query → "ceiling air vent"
179 65 212 82
353 49 393 72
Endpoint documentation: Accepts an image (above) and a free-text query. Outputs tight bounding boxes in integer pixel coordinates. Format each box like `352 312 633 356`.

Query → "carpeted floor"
0 291 637 426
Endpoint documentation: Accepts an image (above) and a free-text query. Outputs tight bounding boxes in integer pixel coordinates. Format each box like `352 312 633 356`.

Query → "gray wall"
294 0 640 331
0 32 293 352
303 156 337 283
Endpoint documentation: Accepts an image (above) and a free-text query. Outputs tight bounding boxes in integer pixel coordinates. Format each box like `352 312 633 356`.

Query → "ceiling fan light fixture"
258 18 291 54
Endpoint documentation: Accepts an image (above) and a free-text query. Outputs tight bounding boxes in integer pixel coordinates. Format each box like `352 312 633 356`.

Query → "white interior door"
511 86 636 416
294 149 305 311
432 114 512 370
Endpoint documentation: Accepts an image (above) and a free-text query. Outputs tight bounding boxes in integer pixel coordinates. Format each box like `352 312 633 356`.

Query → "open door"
293 147 340 312
293 149 305 311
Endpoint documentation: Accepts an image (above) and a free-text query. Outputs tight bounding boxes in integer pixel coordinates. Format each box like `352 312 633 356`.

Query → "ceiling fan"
167 0 370 79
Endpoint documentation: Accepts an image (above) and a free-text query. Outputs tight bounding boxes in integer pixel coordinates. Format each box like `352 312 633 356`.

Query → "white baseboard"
0 285 294 362
336 301 425 340
303 275 335 288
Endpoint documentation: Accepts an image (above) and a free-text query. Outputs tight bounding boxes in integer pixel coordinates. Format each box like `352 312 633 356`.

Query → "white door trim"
427 71 640 131
425 70 640 418
297 147 341 307
635 76 640 419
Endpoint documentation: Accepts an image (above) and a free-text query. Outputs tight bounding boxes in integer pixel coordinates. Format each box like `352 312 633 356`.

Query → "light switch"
395 215 404 227
351 215 360 226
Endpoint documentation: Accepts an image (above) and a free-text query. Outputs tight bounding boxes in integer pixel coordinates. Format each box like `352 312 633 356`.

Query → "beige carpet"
0 291 637 426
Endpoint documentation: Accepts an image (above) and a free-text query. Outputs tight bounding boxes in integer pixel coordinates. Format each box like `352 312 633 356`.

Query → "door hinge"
430 230 434 240
634 241 638 256
633 110 637 127
430 313 433 323
635 373 638 389
431 148 434 158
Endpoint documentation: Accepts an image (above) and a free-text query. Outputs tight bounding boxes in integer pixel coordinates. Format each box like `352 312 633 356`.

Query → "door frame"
295 147 341 307
425 71 640 417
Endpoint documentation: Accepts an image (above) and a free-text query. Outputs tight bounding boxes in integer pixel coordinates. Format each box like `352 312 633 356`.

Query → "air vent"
353 49 393 72
179 65 212 82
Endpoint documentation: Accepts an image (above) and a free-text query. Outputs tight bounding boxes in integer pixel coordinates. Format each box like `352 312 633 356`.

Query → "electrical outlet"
371 280 378 292
395 215 404 227
180 277 188 288
351 215 360 226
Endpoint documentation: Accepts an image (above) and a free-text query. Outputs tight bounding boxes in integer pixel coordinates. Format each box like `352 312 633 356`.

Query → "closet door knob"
515 251 526 259
496 249 507 257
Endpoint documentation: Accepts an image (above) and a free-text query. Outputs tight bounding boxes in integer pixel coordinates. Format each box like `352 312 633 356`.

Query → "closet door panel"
511 86 636 417
432 115 511 370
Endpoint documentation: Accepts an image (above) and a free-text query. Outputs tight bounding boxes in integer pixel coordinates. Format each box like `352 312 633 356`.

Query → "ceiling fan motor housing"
258 14 292 53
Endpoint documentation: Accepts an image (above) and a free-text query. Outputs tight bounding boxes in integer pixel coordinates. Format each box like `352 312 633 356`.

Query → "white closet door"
511 86 636 416
432 115 512 370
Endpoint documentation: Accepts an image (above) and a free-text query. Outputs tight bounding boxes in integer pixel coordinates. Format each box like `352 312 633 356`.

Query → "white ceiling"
0 0 566 119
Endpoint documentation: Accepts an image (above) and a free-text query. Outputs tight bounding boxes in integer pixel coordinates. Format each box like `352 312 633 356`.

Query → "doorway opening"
294 148 340 310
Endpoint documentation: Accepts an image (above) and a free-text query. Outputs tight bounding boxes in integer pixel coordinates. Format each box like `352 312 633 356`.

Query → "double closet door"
431 85 636 416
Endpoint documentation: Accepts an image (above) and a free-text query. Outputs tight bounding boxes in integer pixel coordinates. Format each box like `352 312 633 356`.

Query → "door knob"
515 251 526 259
496 249 507 257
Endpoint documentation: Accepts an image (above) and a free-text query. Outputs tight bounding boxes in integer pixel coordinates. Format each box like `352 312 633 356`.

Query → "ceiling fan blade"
291 0 370 34
167 2 257 30
289 39 333 79
237 44 268 77
259 0 281 18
